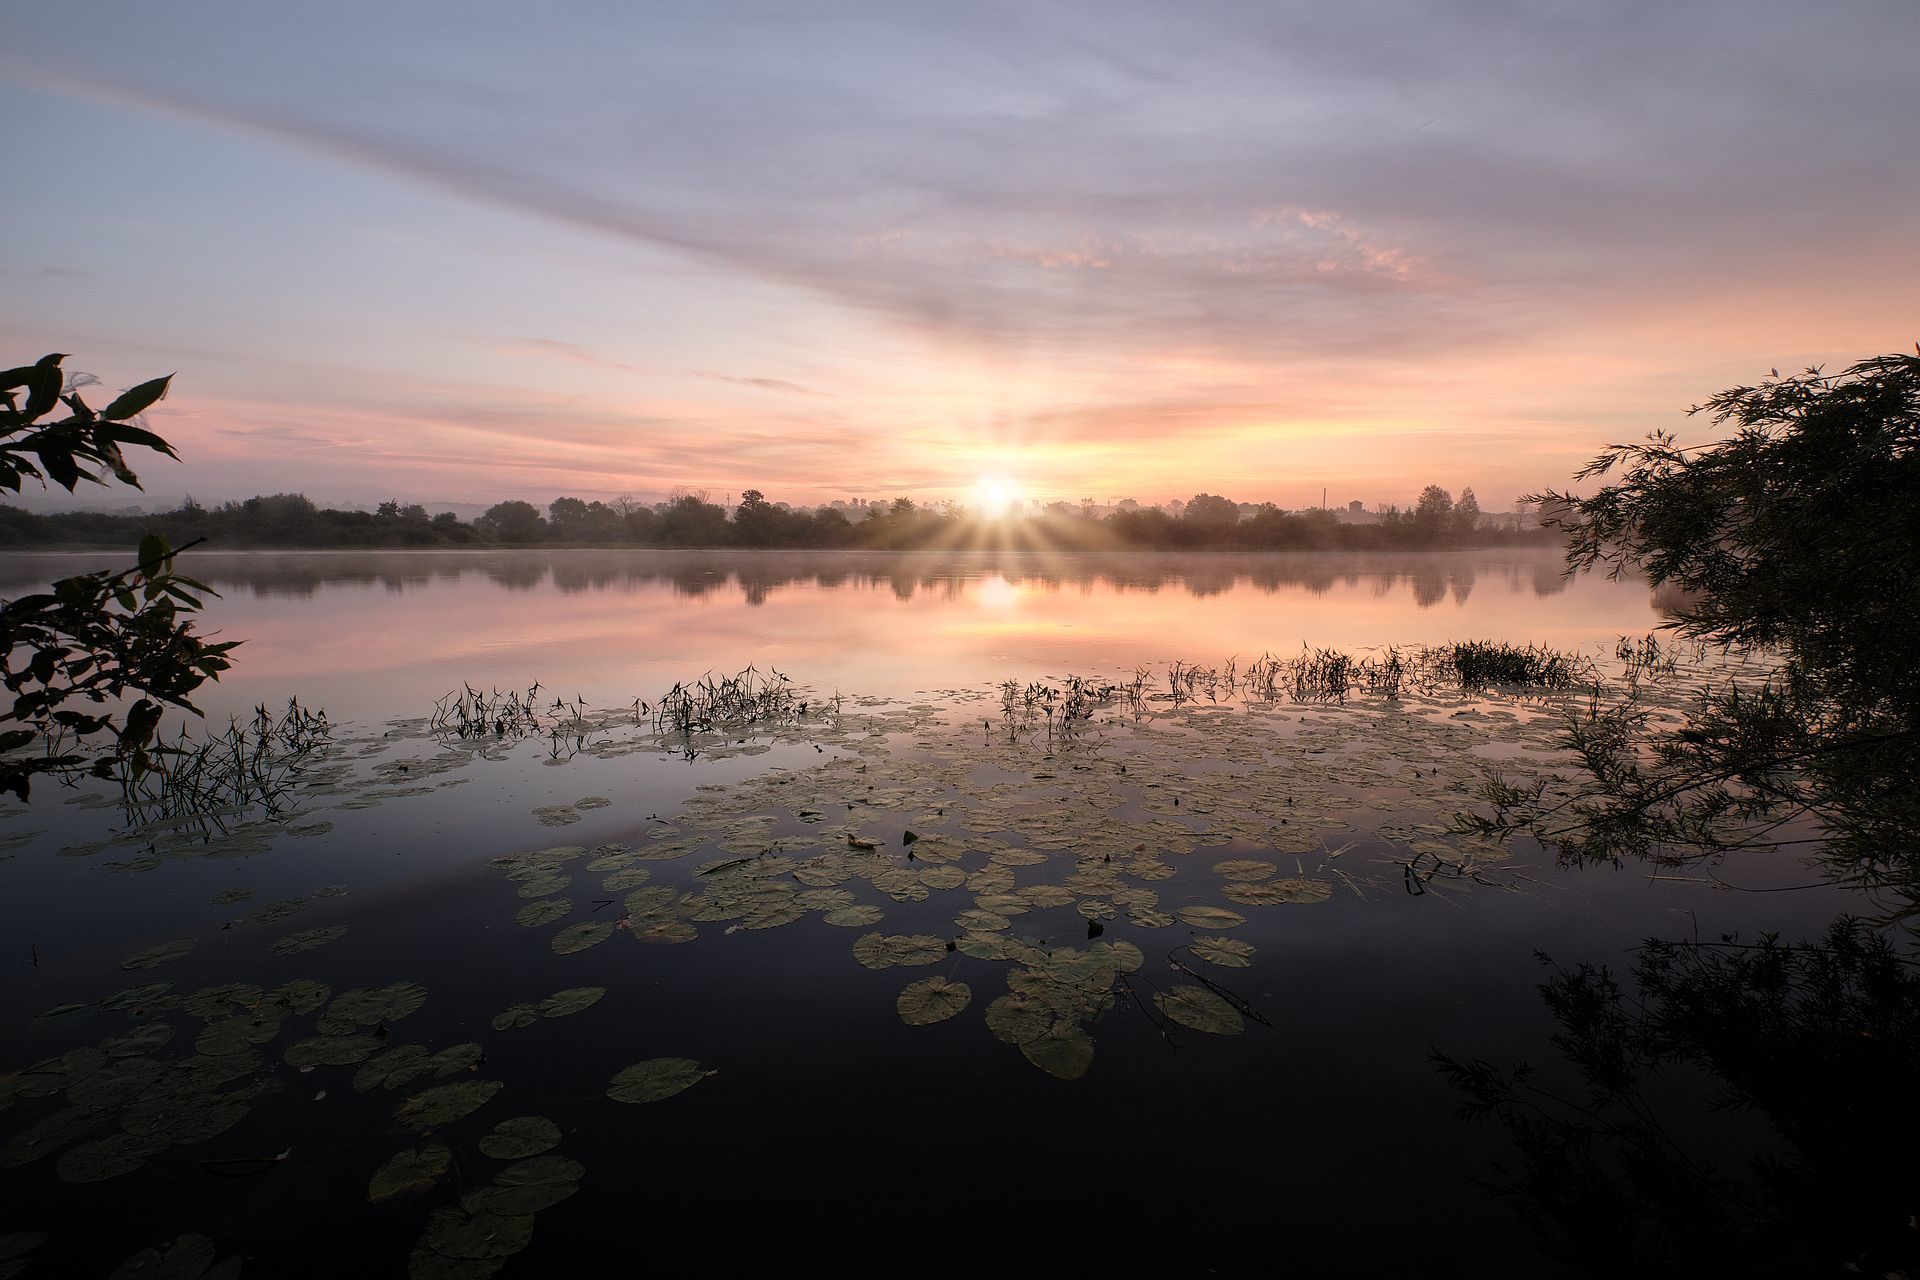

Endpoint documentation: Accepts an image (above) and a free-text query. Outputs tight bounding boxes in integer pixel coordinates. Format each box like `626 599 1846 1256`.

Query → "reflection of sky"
2 3 1914 512
0 549 1654 723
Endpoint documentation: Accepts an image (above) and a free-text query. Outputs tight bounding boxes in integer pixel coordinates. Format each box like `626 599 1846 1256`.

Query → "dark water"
0 550 1844 1276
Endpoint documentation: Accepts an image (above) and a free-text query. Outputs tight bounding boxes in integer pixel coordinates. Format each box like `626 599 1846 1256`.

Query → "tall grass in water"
653 665 812 732
115 698 331 827
1430 641 1589 690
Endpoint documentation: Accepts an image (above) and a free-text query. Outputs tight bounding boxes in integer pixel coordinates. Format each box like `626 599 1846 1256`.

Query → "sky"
3 1 1915 515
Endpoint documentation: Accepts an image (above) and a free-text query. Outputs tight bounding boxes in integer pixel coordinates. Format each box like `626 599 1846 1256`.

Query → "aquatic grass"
111 698 331 829
1428 641 1589 690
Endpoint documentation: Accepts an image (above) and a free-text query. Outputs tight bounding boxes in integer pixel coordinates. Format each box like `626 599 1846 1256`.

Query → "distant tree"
733 489 779 546
376 499 401 520
659 493 731 545
548 496 590 536
1452 487 1481 538
1412 485 1454 541
478 500 545 541
1181 493 1240 527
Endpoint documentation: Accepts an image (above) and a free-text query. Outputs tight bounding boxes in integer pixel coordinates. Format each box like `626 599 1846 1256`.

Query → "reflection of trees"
1410 564 1448 608
0 548 1590 612
1436 920 1918 1278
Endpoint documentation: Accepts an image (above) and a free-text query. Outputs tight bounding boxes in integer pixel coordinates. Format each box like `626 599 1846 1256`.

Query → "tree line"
0 483 1558 552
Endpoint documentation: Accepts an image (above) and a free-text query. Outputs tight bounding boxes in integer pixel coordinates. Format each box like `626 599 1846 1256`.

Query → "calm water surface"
0 550 1841 1277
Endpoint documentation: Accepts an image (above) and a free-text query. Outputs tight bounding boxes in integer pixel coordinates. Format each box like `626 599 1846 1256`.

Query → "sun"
971 476 1021 519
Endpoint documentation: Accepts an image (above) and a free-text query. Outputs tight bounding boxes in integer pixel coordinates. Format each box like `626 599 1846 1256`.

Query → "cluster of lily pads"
0 648 1719 1274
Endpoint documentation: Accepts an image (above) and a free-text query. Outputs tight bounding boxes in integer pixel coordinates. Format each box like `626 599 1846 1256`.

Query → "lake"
0 549 1844 1277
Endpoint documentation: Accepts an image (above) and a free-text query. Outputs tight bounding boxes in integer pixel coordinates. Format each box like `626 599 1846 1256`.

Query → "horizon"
4 3 1915 513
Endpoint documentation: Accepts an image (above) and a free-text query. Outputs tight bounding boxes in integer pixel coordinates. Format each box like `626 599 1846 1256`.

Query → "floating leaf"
107 1233 226 1280
1190 936 1256 968
550 922 612 955
1213 859 1276 882
897 976 972 1026
268 979 332 1013
355 1045 433 1092
1174 905 1247 930
330 982 428 1026
1223 877 1334 906
285 1033 384 1067
821 904 884 928
121 939 194 971
432 1044 483 1077
99 982 173 1011
538 987 605 1018
396 1080 503 1133
515 899 570 929
478 1116 561 1160
183 983 263 1018
272 926 347 955
420 1204 534 1261
490 1004 538 1032
850 933 947 969
34 1002 91 1021
101 1023 174 1056
632 919 697 945
607 1058 711 1104
369 1145 452 1203
1020 1023 1096 1081
461 1155 584 1216
57 1132 164 1183
1155 985 1245 1035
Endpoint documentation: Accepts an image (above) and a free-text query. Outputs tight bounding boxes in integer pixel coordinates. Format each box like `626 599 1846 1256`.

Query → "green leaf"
1154 985 1245 1035
896 976 972 1026
538 987 605 1018
103 375 173 421
1190 936 1256 968
460 1155 584 1216
477 1116 562 1160
121 939 195 971
607 1057 712 1104
396 1080 503 1134
369 1145 452 1203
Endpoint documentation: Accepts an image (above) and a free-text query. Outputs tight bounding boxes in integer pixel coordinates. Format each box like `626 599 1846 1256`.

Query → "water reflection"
0 548 1653 724
0 548 1572 606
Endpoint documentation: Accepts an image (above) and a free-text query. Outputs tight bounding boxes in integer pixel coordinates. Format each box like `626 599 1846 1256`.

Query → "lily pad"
515 899 571 929
57 1131 165 1183
850 932 948 969
1190 936 1256 968
1020 1023 1096 1081
490 1004 538 1032
107 1233 232 1280
1174 905 1247 930
607 1057 712 1104
420 1205 534 1261
550 922 612 955
285 1033 384 1067
477 1116 561 1160
1224 877 1335 906
1213 859 1276 882
369 1145 452 1202
330 982 428 1026
896 976 972 1026
1155 985 1246 1035
272 926 348 955
268 979 332 1013
822 904 884 928
396 1080 503 1133
538 987 605 1018
121 939 195 971
460 1155 584 1216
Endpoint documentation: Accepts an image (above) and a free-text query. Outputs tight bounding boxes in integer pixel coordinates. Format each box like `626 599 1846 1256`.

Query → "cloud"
693 371 831 397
